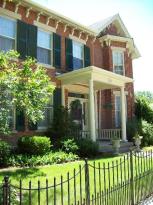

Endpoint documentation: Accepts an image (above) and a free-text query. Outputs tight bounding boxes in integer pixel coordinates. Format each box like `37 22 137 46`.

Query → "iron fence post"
85 158 90 205
3 176 9 205
130 151 135 205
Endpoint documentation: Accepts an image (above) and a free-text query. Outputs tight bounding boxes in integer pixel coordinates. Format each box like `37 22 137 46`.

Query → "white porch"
57 66 133 142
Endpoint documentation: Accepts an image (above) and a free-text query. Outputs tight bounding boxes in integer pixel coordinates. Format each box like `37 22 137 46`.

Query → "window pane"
37 30 51 49
72 41 83 69
115 96 121 127
37 47 51 65
73 41 83 59
38 108 53 129
0 17 16 38
113 51 124 75
73 58 83 70
0 36 15 52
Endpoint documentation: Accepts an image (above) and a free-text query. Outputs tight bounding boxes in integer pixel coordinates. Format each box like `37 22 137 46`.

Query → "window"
0 16 16 52
72 41 84 69
115 95 127 128
113 51 124 75
38 97 53 130
37 30 52 65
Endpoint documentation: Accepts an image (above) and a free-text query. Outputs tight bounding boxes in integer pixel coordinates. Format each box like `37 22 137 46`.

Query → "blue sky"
34 0 153 92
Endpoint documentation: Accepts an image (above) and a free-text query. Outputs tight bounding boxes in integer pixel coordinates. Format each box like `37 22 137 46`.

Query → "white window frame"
72 40 84 69
0 15 17 52
37 29 53 67
112 50 125 76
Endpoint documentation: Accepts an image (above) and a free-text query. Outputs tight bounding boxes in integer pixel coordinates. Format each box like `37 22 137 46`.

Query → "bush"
0 140 11 166
76 138 99 157
126 118 141 141
140 120 153 146
18 136 51 155
62 138 78 154
8 152 79 167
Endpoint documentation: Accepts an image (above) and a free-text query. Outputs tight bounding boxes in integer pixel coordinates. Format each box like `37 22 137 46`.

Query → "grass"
0 150 153 204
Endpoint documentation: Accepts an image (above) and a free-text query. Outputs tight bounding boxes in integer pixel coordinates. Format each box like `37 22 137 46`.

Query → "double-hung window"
0 16 16 52
72 41 84 70
37 30 52 65
113 51 124 75
37 97 53 130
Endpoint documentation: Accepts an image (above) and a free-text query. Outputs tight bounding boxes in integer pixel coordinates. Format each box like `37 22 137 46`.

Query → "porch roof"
56 66 133 90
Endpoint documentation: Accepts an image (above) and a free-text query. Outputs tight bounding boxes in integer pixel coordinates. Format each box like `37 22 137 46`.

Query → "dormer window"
112 50 124 75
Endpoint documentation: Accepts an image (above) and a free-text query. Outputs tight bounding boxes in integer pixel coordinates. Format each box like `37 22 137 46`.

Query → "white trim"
37 62 55 69
0 7 21 20
69 34 86 45
34 21 56 33
113 91 128 95
111 46 126 52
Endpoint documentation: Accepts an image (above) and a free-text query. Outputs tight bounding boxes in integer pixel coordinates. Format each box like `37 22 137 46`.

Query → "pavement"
139 195 153 205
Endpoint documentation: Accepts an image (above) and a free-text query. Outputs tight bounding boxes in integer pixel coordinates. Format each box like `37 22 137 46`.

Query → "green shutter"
84 45 91 67
53 33 61 68
17 20 28 59
27 24 37 58
65 38 73 71
16 110 25 131
17 20 37 59
53 88 61 109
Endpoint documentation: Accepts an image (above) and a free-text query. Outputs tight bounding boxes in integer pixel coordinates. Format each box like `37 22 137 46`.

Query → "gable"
89 14 131 38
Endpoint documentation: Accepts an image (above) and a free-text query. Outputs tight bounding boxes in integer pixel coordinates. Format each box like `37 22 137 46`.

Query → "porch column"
61 85 65 106
120 86 127 141
89 78 96 141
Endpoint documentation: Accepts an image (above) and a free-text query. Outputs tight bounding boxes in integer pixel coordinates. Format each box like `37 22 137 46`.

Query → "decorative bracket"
36 12 43 22
79 31 82 39
64 24 68 33
71 27 77 36
15 2 21 13
55 20 60 29
26 7 32 18
46 16 52 25
85 34 89 42
2 0 6 9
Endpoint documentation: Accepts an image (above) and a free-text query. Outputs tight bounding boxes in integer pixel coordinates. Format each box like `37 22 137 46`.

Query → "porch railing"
97 129 122 140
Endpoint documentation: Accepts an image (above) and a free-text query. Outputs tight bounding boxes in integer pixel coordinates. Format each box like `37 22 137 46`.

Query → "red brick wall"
0 0 135 138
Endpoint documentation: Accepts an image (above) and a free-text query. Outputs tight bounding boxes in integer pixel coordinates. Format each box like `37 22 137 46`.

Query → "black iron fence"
0 150 153 205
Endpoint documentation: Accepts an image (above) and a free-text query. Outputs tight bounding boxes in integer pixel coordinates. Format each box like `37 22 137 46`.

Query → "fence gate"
1 150 153 205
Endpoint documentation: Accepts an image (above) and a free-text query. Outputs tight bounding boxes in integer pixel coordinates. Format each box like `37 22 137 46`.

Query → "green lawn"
0 151 152 205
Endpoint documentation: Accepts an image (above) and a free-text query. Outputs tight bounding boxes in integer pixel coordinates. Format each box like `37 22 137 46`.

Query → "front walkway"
139 195 153 205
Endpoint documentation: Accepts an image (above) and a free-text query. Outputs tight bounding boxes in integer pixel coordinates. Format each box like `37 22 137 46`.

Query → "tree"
0 50 55 134
135 91 153 104
135 96 153 123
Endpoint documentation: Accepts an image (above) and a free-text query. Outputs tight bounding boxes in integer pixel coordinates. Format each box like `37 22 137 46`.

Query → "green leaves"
0 50 55 134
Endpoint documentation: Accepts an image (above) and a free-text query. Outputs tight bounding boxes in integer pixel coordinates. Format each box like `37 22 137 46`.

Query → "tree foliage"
135 91 153 103
135 96 153 123
0 50 55 134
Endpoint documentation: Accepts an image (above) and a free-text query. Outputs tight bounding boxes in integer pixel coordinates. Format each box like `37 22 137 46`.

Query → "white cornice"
69 34 86 45
99 35 140 59
22 0 96 37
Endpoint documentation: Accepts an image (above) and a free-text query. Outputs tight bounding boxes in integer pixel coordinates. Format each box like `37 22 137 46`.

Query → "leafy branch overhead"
0 50 55 134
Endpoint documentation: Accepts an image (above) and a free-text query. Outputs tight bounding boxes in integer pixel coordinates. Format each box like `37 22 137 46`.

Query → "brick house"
0 0 140 144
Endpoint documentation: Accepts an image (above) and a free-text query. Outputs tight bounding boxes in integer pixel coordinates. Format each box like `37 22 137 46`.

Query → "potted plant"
111 135 120 155
133 133 143 152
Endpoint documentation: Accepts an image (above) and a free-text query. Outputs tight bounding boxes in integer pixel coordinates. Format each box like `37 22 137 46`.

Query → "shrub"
126 118 141 141
8 152 79 167
62 138 78 154
76 138 99 157
18 136 51 155
140 120 153 146
0 140 11 166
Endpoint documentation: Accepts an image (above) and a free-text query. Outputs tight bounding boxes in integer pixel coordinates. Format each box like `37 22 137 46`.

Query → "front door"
68 97 88 132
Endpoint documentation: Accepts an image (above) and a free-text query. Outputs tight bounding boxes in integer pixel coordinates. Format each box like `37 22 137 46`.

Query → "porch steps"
97 140 134 153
